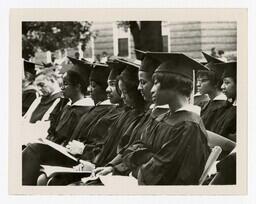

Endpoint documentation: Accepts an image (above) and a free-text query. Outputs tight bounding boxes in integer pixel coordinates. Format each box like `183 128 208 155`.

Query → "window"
118 38 129 56
162 35 169 52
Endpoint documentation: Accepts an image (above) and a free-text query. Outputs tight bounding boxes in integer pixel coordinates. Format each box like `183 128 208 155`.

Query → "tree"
117 21 163 59
22 21 92 59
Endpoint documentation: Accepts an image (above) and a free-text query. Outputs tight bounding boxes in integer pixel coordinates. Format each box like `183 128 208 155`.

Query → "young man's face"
106 80 121 104
35 75 56 96
221 77 236 100
138 71 153 102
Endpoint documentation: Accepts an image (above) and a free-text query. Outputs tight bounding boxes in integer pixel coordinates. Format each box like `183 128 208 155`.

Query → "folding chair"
199 146 222 185
206 130 236 153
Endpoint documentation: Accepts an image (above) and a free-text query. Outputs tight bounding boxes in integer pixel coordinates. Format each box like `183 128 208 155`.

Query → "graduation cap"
115 58 140 79
202 62 225 80
106 57 127 80
213 62 237 79
90 63 111 89
202 51 225 63
135 49 162 74
67 56 92 86
23 60 40 75
148 52 208 80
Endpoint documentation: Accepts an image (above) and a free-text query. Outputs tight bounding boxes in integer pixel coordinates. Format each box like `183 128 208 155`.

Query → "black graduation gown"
30 92 63 123
22 101 93 185
50 103 93 145
107 107 169 175
201 100 236 141
69 103 116 145
93 107 145 166
78 105 125 162
122 110 210 185
211 103 236 141
22 88 37 116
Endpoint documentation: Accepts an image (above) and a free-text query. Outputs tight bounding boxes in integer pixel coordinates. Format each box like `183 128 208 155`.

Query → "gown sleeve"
136 122 209 185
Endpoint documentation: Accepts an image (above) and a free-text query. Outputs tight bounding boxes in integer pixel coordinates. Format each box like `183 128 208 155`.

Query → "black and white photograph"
8 8 248 195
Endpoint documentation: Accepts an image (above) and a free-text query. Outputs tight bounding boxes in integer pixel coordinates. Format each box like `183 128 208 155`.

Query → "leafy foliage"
22 21 92 59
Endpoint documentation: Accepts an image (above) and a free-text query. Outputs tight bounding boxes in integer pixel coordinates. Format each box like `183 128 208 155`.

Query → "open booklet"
39 138 78 162
40 165 92 178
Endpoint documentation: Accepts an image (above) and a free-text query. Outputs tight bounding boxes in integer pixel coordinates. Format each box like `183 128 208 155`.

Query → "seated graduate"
92 50 170 175
214 62 237 142
65 58 126 160
194 52 224 108
22 60 40 116
23 67 65 123
22 57 93 185
72 58 147 170
118 53 211 185
197 62 228 132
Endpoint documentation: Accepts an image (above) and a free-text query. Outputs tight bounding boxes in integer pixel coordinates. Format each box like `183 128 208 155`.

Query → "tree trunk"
129 21 163 59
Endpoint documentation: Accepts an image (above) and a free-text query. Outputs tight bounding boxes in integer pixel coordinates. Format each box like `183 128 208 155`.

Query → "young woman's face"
150 79 170 105
138 71 153 102
106 80 121 104
196 75 214 95
221 77 236 99
61 73 77 99
118 80 134 107
89 81 105 103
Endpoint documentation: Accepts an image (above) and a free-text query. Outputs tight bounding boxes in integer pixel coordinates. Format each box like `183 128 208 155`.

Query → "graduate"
194 52 224 108
72 58 146 171
212 62 237 141
65 59 126 160
118 53 211 185
197 61 228 133
92 50 169 176
22 60 40 116
22 57 93 185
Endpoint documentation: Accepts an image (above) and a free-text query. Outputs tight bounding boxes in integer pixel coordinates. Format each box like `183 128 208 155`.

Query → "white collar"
96 99 113 106
213 93 227 101
175 104 201 115
67 97 95 107
149 104 169 110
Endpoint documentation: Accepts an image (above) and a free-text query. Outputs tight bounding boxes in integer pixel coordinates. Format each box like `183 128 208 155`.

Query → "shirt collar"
95 99 113 106
175 104 201 115
232 99 237 106
213 93 227 101
68 97 95 107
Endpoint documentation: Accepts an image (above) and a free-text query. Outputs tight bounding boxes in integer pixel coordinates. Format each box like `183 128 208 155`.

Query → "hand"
73 160 95 171
66 140 85 155
93 166 114 176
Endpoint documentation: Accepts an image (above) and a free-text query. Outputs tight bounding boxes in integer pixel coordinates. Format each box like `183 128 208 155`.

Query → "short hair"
66 70 88 95
197 70 223 90
152 72 193 97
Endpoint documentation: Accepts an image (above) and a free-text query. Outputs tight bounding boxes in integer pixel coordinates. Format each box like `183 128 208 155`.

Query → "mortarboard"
106 57 127 80
90 63 111 89
202 51 224 63
213 62 237 80
115 58 140 82
67 56 92 86
148 52 208 80
135 49 162 74
23 60 42 75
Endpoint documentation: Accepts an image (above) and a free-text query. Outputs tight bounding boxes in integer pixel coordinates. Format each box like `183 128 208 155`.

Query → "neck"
208 89 221 100
168 95 188 113
70 93 84 104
